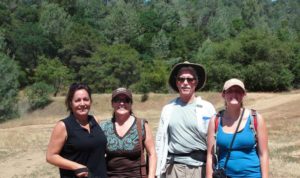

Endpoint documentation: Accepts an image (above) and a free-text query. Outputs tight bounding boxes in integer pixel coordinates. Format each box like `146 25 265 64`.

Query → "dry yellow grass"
0 91 299 177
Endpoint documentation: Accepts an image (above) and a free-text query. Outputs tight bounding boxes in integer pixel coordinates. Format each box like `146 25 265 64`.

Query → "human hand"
74 167 89 177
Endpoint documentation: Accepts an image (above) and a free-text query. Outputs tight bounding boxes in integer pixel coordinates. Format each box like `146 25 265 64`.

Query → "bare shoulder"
52 121 67 134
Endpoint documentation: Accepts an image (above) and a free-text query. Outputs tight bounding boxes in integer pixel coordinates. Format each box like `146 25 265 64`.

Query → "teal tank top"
216 114 261 178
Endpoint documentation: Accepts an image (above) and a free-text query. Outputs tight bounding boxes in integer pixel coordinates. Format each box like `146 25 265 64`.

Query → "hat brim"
112 92 132 100
168 62 206 92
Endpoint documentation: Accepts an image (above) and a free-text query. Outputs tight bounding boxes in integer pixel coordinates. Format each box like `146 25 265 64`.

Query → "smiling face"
222 85 246 107
112 94 132 117
176 69 197 99
70 89 91 119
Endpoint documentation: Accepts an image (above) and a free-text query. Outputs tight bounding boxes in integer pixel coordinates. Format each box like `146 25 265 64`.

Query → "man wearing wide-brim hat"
155 61 216 178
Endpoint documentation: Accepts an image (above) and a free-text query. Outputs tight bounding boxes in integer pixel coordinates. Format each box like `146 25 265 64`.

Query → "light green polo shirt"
167 98 209 166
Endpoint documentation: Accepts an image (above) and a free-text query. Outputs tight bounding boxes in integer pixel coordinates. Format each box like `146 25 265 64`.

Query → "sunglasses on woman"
112 97 132 103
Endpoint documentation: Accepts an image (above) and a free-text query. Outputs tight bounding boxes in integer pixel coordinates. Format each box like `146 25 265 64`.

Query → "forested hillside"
1 0 300 120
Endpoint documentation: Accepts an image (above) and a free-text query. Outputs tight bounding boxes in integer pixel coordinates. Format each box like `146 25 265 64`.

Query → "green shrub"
25 82 54 110
0 53 19 121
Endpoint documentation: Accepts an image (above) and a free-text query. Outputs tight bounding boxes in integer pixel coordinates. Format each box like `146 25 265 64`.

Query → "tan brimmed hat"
169 61 206 92
112 87 132 100
223 78 246 92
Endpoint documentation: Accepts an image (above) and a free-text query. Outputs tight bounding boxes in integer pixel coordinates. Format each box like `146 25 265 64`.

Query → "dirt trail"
0 124 57 178
0 149 48 177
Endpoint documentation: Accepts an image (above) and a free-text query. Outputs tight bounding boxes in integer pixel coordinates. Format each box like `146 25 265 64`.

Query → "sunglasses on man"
176 77 196 83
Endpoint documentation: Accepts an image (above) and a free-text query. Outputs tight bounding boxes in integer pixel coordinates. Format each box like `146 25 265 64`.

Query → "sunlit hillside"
0 91 300 177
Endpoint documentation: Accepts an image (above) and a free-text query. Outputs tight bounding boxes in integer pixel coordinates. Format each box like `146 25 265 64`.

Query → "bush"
0 53 19 121
25 82 54 110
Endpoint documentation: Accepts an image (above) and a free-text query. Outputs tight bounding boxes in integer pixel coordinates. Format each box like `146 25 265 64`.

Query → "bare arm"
144 122 157 178
206 116 216 178
256 114 269 178
46 121 88 177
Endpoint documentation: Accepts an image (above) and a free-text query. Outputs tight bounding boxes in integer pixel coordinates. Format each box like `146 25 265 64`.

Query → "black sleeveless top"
59 114 107 178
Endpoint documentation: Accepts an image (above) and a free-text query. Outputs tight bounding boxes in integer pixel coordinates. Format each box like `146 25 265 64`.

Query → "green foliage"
289 43 300 88
169 26 204 59
25 82 54 110
0 0 299 93
0 53 19 121
0 3 11 26
0 28 6 52
14 5 39 23
58 22 103 74
34 56 73 96
7 22 56 86
39 3 70 38
74 0 108 28
79 44 141 92
151 30 170 58
244 62 293 91
197 29 295 91
132 60 168 93
103 1 140 44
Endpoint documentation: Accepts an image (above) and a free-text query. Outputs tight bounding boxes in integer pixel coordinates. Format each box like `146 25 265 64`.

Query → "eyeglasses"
176 77 196 83
112 97 132 103
224 89 245 94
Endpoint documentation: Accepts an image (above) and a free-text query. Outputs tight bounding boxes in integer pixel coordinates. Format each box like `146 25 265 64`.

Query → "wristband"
74 167 88 174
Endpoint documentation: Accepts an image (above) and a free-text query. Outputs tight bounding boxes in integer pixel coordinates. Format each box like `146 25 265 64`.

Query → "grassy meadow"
0 91 300 177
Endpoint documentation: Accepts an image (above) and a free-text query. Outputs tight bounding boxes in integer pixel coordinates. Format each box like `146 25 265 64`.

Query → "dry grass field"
0 91 300 178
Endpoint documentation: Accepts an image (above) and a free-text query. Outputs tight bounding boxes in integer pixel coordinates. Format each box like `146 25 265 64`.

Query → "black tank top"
59 114 107 178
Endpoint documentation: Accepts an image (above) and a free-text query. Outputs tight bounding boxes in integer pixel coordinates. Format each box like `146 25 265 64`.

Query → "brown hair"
65 83 92 113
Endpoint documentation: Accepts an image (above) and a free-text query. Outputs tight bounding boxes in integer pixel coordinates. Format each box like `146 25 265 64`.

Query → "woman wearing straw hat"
206 78 269 178
155 61 216 178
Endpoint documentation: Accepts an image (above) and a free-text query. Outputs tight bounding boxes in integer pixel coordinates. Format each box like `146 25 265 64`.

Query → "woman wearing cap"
206 78 269 178
100 87 157 178
46 83 107 178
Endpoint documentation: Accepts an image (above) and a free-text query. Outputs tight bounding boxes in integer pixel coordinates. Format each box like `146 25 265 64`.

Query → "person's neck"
225 106 243 121
74 115 89 126
179 93 196 104
115 114 132 125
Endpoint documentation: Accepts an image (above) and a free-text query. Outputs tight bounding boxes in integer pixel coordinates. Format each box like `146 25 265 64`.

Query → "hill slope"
0 91 300 177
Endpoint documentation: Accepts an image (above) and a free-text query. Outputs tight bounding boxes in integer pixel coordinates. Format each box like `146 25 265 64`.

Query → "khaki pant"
165 163 206 178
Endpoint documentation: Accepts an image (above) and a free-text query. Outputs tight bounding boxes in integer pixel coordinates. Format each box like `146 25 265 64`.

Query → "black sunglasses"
112 97 132 103
176 77 195 83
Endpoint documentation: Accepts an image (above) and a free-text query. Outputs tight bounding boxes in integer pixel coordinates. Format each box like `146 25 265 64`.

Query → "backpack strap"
214 113 220 133
214 110 225 134
250 109 258 143
213 109 224 169
136 118 147 178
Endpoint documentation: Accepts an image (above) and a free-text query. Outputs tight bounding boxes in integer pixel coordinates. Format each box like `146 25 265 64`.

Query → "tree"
132 59 168 93
0 53 19 121
151 30 170 58
39 3 71 39
103 0 140 44
6 22 55 86
58 22 104 75
169 26 204 59
79 44 141 92
25 82 54 110
196 29 295 91
0 2 11 27
34 56 73 96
